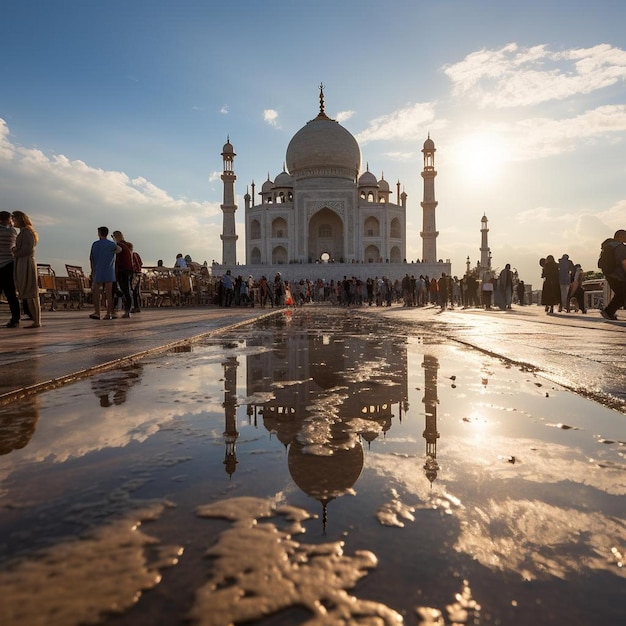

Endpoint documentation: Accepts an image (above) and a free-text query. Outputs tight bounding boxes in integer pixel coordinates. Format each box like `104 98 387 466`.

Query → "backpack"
598 239 618 276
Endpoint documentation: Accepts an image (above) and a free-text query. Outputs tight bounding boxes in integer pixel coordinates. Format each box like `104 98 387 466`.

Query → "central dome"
286 113 361 181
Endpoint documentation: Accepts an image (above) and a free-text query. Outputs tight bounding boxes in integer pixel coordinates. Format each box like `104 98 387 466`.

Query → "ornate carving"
306 201 345 220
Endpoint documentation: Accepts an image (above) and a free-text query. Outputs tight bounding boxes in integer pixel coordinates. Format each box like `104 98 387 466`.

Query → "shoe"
131 308 141 313
122 312 131 318
103 314 114 320
5 321 19 328
25 323 42 328
601 309 618 321
89 313 100 320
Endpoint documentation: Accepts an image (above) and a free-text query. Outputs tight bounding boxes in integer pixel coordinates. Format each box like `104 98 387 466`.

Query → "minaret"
220 137 238 266
480 214 491 269
420 134 439 263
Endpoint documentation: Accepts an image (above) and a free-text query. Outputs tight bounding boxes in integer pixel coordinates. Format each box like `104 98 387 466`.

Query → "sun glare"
453 132 510 184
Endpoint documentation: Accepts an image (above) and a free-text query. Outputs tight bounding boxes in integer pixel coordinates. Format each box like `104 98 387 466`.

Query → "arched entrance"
308 208 343 262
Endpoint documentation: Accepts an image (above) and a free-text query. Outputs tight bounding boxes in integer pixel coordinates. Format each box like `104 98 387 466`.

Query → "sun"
453 132 510 184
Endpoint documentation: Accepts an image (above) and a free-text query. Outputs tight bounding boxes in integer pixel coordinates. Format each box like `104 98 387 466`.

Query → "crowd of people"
2 213 626 327
214 270 528 311
539 253 588 315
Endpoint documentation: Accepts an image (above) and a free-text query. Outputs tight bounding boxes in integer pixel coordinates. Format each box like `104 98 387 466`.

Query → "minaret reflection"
222 356 239 477
422 354 440 485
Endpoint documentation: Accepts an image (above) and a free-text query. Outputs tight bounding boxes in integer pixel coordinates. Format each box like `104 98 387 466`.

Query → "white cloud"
264 109 279 126
335 110 355 123
355 102 437 144
0 118 222 269
220 105 229 114
444 43 626 108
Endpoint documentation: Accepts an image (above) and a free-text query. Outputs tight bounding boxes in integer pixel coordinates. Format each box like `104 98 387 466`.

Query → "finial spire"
319 82 325 116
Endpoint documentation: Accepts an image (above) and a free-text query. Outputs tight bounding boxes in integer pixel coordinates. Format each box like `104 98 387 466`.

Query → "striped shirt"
0 224 17 269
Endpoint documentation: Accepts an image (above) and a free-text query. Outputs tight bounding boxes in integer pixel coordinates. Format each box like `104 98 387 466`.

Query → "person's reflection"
422 354 440 484
90 365 142 407
0 395 40 456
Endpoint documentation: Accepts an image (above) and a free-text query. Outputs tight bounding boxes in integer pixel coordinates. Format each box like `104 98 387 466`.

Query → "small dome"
274 171 294 187
358 169 378 187
423 135 435 151
378 177 390 192
222 139 235 155
261 178 274 193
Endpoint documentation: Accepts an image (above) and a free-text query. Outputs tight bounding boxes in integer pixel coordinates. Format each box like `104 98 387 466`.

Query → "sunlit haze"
1 0 625 288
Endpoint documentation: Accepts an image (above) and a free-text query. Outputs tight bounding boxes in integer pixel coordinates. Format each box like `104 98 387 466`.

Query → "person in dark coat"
541 255 561 314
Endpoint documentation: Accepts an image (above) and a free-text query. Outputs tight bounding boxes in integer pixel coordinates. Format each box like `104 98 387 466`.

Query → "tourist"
516 280 526 305
569 264 586 313
89 226 121 320
498 263 514 310
112 231 134 318
600 229 626 321
541 255 560 315
557 253 575 312
174 253 187 270
129 242 143 313
11 210 41 328
481 270 494 310
0 211 21 328
220 270 234 307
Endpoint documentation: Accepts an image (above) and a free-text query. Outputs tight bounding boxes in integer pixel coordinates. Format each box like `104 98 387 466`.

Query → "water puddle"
0 309 624 625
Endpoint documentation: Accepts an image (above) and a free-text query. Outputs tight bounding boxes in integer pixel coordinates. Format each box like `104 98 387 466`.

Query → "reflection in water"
90 365 143 407
0 310 624 625
422 354 440 484
0 363 40 456
222 356 239 477
244 315 416 529
0 397 39 456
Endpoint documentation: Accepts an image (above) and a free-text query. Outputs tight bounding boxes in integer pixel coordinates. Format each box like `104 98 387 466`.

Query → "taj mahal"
214 86 450 283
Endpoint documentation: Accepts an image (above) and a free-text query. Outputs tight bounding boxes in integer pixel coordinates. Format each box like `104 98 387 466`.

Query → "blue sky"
1 0 625 286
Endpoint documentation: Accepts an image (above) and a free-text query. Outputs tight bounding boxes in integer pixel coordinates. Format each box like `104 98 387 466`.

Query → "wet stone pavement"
0 305 624 625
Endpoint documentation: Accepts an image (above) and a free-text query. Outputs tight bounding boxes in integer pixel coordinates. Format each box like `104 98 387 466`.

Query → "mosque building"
217 86 449 283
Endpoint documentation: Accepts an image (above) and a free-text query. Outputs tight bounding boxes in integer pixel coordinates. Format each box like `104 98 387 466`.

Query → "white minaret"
420 135 439 263
480 214 491 270
220 137 238 266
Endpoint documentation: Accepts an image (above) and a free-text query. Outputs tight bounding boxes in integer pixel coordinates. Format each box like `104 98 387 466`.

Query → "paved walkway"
2 303 625 414
361 303 626 413
0 306 277 402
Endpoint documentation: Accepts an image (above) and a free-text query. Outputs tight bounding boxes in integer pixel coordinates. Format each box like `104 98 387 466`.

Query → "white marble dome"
286 114 361 181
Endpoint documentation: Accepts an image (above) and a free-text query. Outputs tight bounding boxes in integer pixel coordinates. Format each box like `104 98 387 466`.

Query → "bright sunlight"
452 132 511 184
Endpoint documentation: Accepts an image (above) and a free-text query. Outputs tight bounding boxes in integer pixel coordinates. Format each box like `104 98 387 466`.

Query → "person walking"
600 229 626 321
89 226 121 320
541 255 561 314
0 211 21 328
498 263 514 310
11 210 41 328
129 242 143 313
569 264 587 313
112 231 134 318
557 253 575 312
